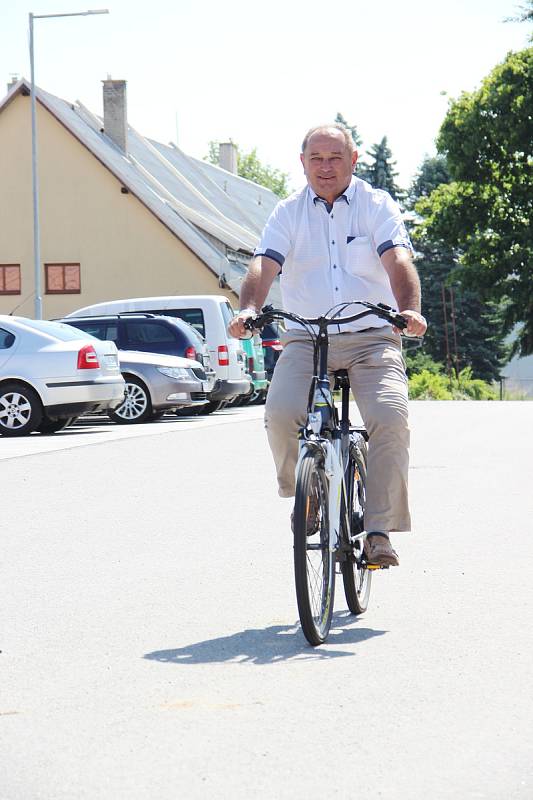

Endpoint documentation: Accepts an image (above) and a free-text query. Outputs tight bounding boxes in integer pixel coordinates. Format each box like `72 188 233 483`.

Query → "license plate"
104 354 118 367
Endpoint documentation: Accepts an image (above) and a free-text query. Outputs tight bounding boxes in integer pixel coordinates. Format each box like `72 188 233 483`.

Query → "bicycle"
245 301 407 646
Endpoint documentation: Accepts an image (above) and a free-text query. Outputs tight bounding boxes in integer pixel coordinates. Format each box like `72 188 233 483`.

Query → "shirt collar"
310 175 357 207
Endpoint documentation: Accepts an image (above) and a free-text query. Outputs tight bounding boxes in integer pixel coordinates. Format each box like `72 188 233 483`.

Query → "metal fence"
499 378 533 399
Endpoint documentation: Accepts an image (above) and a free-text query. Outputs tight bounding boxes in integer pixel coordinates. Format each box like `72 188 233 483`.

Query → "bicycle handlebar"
243 301 408 334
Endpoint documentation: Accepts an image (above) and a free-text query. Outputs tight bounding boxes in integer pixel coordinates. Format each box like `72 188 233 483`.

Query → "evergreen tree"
412 236 509 382
407 156 508 382
409 154 449 199
363 136 402 199
334 112 362 148
334 112 369 179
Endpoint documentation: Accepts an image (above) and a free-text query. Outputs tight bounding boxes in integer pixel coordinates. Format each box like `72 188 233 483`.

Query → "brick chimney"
102 78 128 152
219 141 238 174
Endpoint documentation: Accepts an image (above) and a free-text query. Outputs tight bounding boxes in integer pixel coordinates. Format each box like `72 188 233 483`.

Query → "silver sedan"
108 350 216 424
0 316 125 436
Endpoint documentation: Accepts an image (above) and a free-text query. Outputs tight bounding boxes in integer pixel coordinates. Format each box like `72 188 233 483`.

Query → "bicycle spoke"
293 450 335 645
342 445 371 615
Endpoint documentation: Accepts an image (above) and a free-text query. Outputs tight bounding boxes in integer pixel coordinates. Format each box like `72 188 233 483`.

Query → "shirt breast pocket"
345 235 376 277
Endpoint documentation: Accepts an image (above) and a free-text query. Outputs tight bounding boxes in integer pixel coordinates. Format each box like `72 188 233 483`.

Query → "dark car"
261 322 283 382
59 313 213 371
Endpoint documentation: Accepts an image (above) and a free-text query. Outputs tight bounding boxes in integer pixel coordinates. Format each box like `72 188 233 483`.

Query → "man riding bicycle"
229 124 427 567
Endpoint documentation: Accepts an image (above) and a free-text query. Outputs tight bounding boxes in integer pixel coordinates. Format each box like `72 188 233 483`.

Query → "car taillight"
77 344 100 370
248 356 254 373
218 345 229 366
263 339 283 351
185 347 196 360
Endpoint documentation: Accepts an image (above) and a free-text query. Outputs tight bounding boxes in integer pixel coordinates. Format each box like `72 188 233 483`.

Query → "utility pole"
29 8 109 319
449 285 459 377
441 283 452 382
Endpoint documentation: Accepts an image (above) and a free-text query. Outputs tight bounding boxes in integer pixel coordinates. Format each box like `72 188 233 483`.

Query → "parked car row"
65 295 250 412
0 295 284 435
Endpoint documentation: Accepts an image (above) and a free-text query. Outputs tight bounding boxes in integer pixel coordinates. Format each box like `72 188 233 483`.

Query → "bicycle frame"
245 300 406 555
244 300 406 644
295 316 369 555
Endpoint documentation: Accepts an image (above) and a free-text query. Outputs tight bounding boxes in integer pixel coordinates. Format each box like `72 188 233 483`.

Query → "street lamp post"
29 9 109 319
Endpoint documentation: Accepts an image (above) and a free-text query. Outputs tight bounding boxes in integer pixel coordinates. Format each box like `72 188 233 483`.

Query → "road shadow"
143 612 387 665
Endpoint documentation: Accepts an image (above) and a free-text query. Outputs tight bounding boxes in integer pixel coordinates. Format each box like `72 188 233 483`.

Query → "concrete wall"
0 93 236 319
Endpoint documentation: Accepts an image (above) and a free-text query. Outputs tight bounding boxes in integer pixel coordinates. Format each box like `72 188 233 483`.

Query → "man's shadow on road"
143 612 387 665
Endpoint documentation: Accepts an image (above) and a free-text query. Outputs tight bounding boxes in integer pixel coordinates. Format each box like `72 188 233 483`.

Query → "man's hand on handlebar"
228 308 256 339
395 310 427 337
228 302 428 339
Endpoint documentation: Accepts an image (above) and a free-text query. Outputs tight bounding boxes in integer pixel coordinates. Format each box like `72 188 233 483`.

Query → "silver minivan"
67 296 250 411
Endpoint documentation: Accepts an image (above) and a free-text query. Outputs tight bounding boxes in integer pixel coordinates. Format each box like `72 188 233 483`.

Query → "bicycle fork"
295 437 349 554
310 438 349 554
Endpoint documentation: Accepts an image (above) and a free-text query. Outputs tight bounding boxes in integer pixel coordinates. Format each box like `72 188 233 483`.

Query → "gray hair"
301 123 355 154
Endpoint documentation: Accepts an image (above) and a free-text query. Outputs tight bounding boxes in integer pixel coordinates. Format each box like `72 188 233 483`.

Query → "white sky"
2 0 530 191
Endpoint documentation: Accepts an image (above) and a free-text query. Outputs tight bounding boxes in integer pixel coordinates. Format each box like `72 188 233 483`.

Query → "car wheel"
175 407 197 417
249 389 267 406
0 382 43 437
108 376 152 424
37 416 76 434
200 401 226 414
225 395 242 407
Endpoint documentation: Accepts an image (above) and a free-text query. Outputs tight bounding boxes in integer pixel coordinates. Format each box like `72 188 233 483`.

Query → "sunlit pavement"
0 404 266 461
2 401 533 799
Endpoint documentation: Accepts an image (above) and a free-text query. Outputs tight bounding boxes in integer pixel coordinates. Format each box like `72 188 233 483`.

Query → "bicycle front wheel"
342 441 372 614
293 448 335 646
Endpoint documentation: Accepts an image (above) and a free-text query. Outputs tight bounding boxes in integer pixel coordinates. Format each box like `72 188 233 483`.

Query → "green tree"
409 154 450 199
417 48 533 355
333 113 400 189
362 136 402 199
413 236 509 382
408 156 509 382
505 0 533 37
206 141 289 198
334 111 362 148
334 111 369 180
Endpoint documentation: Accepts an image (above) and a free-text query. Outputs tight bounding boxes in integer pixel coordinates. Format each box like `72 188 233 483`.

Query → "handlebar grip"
391 313 408 330
243 317 255 331
243 308 274 333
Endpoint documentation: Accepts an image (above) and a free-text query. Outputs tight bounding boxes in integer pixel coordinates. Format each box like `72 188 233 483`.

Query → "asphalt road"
1 401 533 799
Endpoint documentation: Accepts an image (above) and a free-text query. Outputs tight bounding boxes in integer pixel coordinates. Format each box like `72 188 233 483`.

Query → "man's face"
300 129 358 203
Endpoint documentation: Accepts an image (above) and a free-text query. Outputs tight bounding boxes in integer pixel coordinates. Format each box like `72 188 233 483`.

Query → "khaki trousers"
264 327 411 532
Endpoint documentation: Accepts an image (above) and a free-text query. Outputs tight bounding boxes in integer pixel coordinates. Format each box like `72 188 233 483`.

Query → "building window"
45 263 81 294
0 264 21 295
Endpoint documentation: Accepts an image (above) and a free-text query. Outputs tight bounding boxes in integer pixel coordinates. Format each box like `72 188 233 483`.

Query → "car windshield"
18 318 97 342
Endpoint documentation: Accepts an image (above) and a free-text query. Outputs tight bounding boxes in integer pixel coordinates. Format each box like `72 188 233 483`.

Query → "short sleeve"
254 201 292 268
371 192 413 257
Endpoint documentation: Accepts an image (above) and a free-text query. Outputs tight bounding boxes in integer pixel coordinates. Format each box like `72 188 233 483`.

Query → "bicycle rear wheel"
342 440 372 614
293 447 335 645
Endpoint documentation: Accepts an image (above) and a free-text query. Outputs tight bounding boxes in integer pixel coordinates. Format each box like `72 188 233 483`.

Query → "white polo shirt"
254 176 412 332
